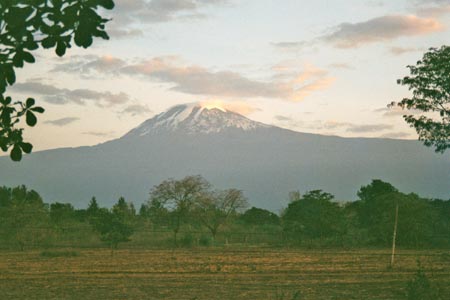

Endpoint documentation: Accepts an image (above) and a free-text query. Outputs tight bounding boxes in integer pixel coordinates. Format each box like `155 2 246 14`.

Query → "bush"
406 262 441 300
199 235 211 247
179 233 195 247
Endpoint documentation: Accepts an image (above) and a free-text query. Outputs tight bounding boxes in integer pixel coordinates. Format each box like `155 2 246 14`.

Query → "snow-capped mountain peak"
123 103 269 137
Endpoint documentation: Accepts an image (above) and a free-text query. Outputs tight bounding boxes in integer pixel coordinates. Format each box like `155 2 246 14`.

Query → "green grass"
40 250 80 258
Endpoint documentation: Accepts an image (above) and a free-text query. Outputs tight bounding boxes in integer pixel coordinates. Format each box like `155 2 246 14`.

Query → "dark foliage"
394 46 450 153
0 0 115 160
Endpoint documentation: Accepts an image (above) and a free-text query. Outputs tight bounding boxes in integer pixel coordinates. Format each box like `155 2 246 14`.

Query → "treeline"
0 176 449 250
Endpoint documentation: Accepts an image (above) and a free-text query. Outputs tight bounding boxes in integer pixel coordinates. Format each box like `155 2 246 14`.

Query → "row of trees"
0 176 449 250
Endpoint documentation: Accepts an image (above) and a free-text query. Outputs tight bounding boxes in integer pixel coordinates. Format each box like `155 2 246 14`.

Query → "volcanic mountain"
0 103 448 210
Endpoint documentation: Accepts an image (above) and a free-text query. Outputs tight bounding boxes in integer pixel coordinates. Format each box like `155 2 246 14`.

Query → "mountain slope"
0 103 448 211
124 103 269 136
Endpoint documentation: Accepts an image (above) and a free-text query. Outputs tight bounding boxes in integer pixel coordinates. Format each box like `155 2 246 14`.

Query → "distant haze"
1 104 448 211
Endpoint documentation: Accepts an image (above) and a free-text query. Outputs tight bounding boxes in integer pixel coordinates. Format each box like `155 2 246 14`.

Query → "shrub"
179 233 195 247
406 262 441 300
199 235 211 247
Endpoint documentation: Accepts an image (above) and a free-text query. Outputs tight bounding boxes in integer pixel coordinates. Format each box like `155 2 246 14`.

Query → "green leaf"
41 37 57 49
97 0 115 10
20 142 33 154
12 53 24 68
10 145 22 161
25 40 39 51
22 51 35 63
26 111 37 126
30 106 45 113
26 98 35 108
74 30 93 48
55 41 67 57
5 67 16 86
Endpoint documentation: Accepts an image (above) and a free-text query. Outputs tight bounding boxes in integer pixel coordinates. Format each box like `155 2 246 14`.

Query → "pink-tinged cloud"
122 57 334 101
199 100 260 116
388 46 422 56
324 15 443 48
416 5 450 18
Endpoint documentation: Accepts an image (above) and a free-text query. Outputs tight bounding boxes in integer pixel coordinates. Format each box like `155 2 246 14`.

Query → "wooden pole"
390 202 399 268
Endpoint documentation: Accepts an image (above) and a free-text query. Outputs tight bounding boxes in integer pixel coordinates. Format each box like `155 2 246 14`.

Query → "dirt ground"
1 248 449 299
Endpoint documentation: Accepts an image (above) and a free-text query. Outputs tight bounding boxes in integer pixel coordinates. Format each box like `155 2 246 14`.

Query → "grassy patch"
0 248 447 299
40 250 79 258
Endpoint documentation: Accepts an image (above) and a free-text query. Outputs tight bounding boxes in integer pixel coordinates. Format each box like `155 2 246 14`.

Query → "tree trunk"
390 203 399 268
173 230 178 248
211 229 217 246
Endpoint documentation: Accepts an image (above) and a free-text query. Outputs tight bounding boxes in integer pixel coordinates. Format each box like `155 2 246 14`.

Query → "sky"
8 0 450 151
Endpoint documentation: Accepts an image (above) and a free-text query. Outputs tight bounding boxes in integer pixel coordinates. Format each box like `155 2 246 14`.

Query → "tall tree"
148 175 210 246
86 196 99 217
356 180 436 247
282 190 344 244
194 189 248 242
393 45 450 153
112 196 136 225
0 0 115 160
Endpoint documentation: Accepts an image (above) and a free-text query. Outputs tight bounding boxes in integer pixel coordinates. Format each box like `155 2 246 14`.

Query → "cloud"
379 132 412 139
122 57 335 101
271 41 307 51
200 100 260 116
12 81 130 107
346 124 394 133
367 0 385 7
107 0 231 38
388 46 422 55
416 5 450 18
274 117 395 135
375 106 422 117
301 120 393 133
323 15 442 48
135 0 230 22
53 55 126 76
329 63 354 70
82 131 116 137
107 28 144 39
274 115 293 122
120 104 152 116
414 0 450 6
322 121 353 129
44 117 80 126
53 55 335 102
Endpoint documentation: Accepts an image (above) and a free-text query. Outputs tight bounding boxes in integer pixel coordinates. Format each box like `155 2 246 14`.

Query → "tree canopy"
282 190 345 242
0 0 115 161
394 45 450 153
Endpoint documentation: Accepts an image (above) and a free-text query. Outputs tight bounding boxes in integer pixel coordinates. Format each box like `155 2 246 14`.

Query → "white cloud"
120 104 152 116
107 0 232 38
12 81 130 107
323 15 442 48
44 117 80 126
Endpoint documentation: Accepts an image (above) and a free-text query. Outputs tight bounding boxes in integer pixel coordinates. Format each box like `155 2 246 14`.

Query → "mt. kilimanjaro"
0 103 448 210
125 103 269 136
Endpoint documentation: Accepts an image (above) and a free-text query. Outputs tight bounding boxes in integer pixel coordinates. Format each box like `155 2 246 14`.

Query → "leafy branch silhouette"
0 0 115 161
